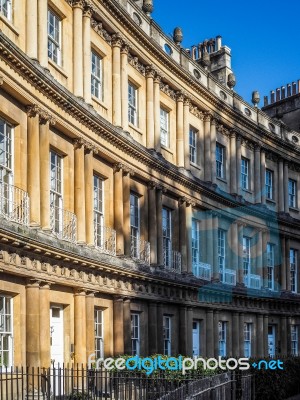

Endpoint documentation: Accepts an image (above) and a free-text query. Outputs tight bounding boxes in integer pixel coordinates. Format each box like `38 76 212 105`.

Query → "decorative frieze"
159 82 176 100
128 53 146 75
91 18 112 43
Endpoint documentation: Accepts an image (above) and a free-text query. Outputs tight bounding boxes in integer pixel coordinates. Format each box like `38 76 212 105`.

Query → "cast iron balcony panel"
244 274 261 289
94 223 116 256
163 249 182 273
0 181 29 226
50 204 77 243
130 236 150 265
221 269 236 286
193 262 212 281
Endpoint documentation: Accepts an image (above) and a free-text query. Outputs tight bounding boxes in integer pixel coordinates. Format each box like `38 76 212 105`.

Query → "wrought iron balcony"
221 269 236 286
163 249 182 273
131 236 150 265
94 224 116 256
244 274 261 289
50 204 77 243
193 262 212 281
0 181 29 225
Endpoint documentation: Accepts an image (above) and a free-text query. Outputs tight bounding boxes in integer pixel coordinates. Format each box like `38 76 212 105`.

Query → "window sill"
289 207 299 213
266 198 276 204
92 95 108 111
216 177 227 184
128 123 143 135
241 188 252 195
190 162 201 171
161 144 173 155
0 14 19 36
48 59 68 79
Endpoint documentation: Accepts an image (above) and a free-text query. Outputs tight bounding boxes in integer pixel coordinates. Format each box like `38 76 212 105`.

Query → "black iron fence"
0 366 254 400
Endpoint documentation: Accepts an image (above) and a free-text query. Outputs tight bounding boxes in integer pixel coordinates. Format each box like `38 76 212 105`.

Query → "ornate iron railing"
94 224 116 256
130 236 150 265
244 274 261 289
0 181 29 225
163 249 182 273
50 204 77 243
193 262 212 281
222 269 237 286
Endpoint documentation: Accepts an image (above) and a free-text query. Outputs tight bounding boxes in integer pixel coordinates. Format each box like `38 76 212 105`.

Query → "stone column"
157 303 164 354
179 199 187 272
112 34 123 127
113 298 124 355
39 115 51 231
278 159 284 212
286 237 291 291
281 235 287 291
256 230 263 278
263 315 269 357
257 315 264 357
213 310 220 357
37 0 48 68
284 161 289 213
261 149 266 205
74 139 86 244
123 170 131 257
232 312 240 357
280 316 287 355
74 289 87 364
187 308 193 357
186 202 193 274
26 0 38 59
26 280 40 367
254 145 261 203
237 223 244 285
83 4 93 104
231 222 239 278
86 293 95 360
236 135 242 195
114 164 124 255
156 187 163 266
183 98 190 169
27 106 40 226
211 118 217 184
85 148 94 246
148 183 158 264
262 229 268 288
176 92 184 167
40 283 50 368
179 306 187 355
204 113 212 182
206 310 214 357
73 1 84 97
154 75 161 153
212 213 219 281
121 44 129 131
230 132 237 194
146 67 155 148
123 299 131 354
148 303 158 354
239 313 245 357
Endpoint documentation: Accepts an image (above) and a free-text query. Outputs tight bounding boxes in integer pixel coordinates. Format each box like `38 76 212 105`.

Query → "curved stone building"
0 0 299 369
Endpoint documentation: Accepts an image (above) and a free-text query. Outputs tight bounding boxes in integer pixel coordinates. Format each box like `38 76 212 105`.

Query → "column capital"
176 90 185 103
183 97 191 107
26 279 41 288
73 137 85 149
154 74 162 84
39 110 56 126
74 288 87 296
254 144 261 152
72 0 85 9
121 42 130 55
145 65 157 79
148 181 159 190
26 104 40 118
40 282 51 290
203 111 213 122
83 1 94 17
111 33 125 48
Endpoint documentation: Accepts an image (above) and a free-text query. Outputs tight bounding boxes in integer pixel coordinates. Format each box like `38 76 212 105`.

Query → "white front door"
50 305 64 365
193 321 200 356
268 325 275 357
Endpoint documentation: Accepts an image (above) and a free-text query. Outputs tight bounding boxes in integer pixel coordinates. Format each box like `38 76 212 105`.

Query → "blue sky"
153 0 300 106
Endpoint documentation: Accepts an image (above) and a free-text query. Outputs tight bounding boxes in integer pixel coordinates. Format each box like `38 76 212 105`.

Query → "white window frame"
94 309 104 359
50 150 63 234
267 243 275 291
131 313 140 356
241 157 249 190
189 127 197 164
192 219 200 268
289 179 297 208
291 325 299 356
0 295 13 368
91 51 103 100
243 236 251 283
93 175 104 248
0 119 14 215
216 143 225 179
162 207 172 268
218 321 227 357
130 193 140 259
128 82 138 126
244 323 252 357
290 248 298 293
160 108 169 148
265 169 274 200
0 0 12 20
163 316 171 356
218 229 226 282
48 9 61 65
